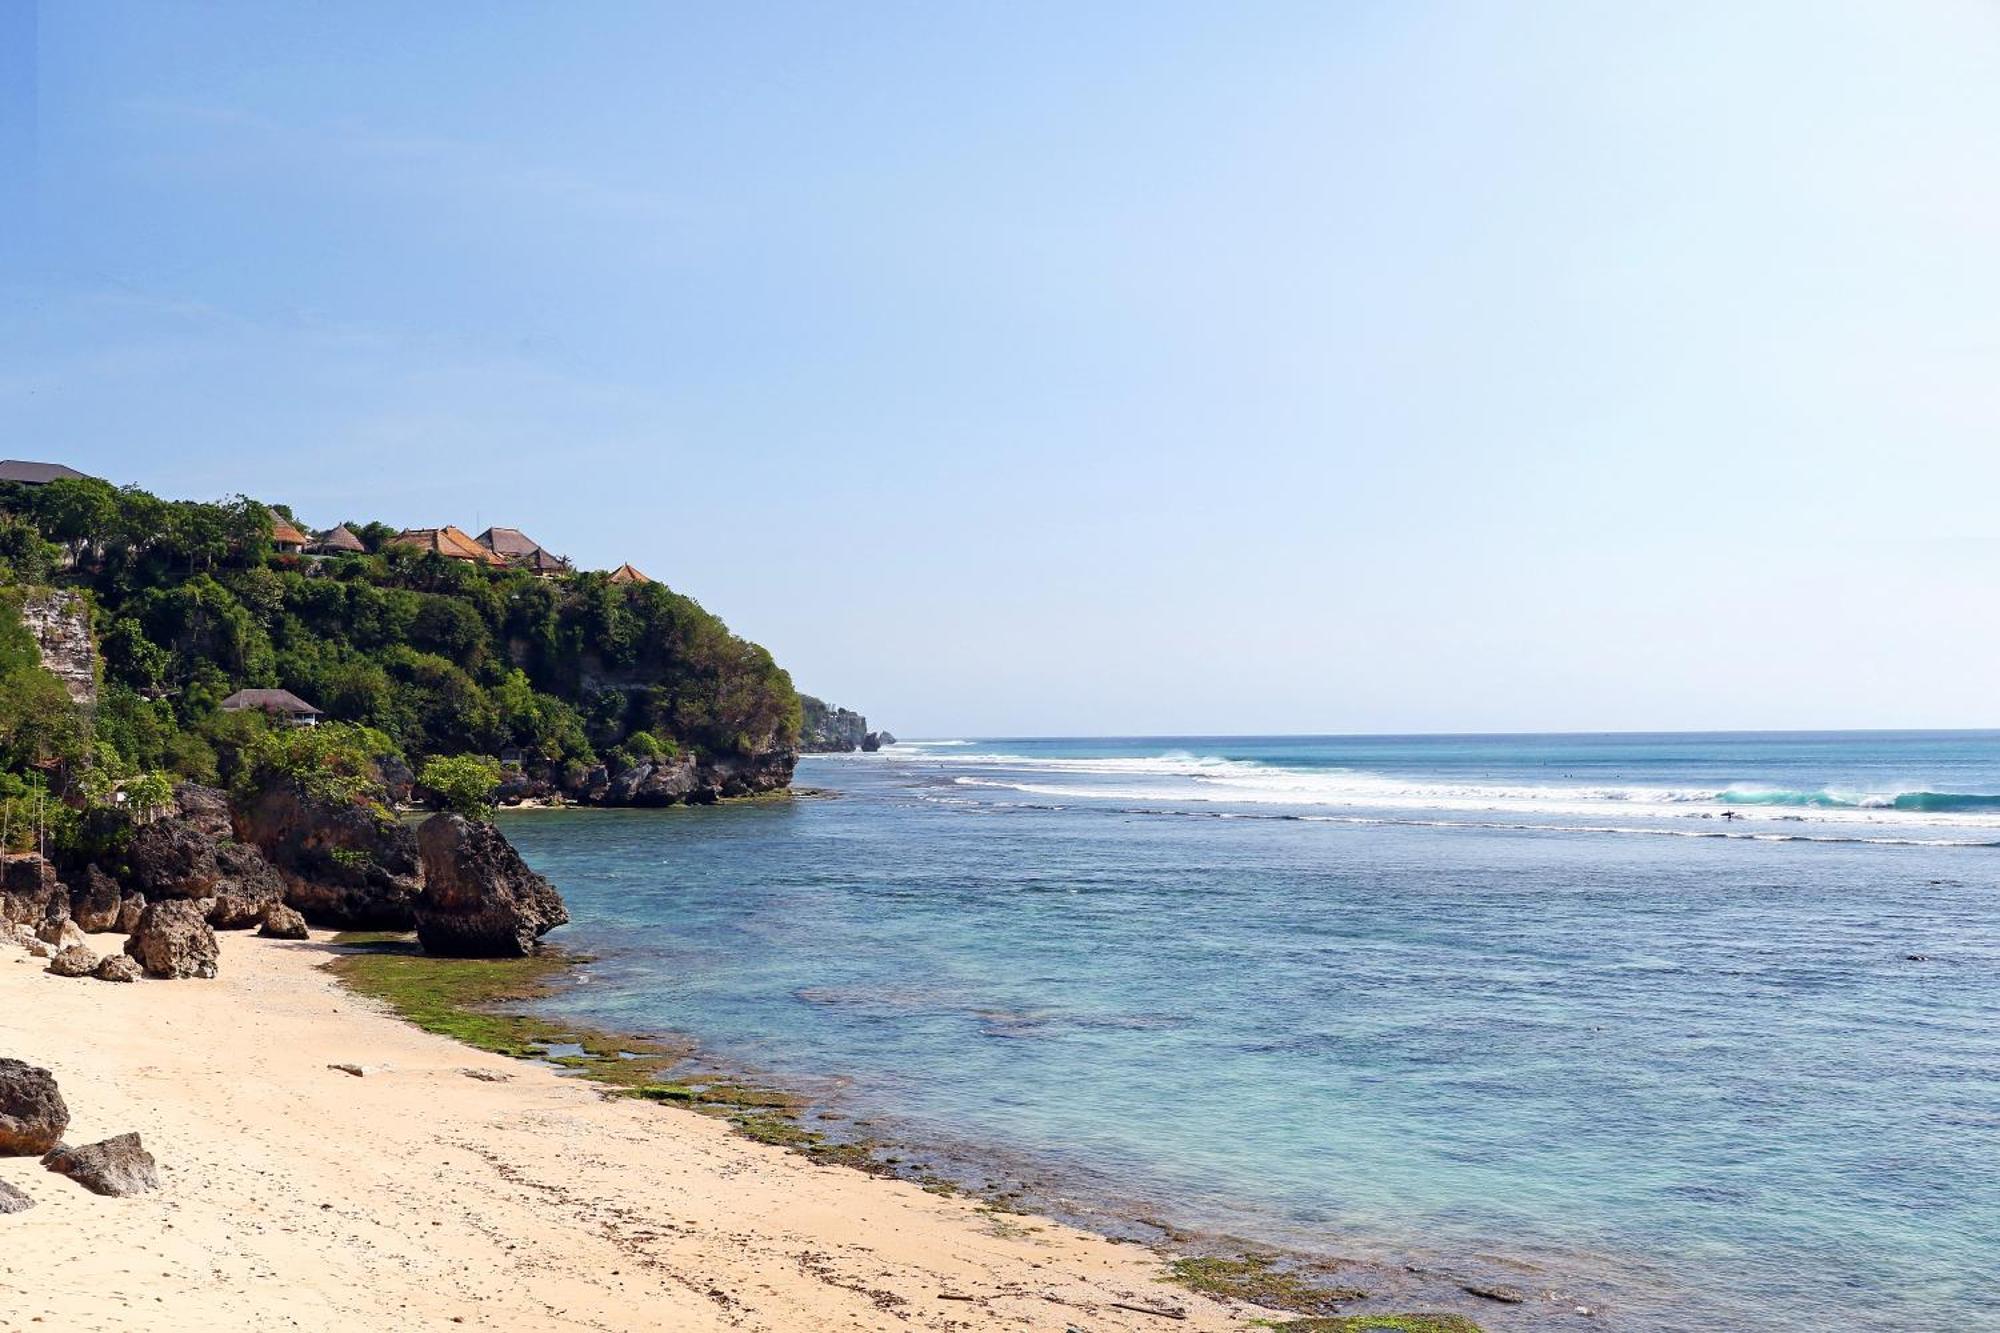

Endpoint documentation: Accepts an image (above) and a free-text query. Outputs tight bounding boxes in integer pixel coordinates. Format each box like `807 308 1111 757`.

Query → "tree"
418 753 502 820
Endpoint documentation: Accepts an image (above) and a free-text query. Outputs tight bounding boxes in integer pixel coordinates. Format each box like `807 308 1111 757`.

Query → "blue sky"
3 2 1998 736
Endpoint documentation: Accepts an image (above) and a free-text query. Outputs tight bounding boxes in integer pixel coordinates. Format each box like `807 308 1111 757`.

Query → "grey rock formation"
18 590 95 706
0 1177 31 1213
0 856 65 930
0 1059 68 1156
232 776 422 927
170 783 235 838
35 916 85 953
42 1134 159 1196
124 818 221 899
800 695 869 752
68 865 123 933
115 894 145 934
257 903 309 940
414 814 568 957
123 899 219 979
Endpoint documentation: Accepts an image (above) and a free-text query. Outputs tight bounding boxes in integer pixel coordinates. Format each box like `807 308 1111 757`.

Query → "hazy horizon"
6 2 1998 737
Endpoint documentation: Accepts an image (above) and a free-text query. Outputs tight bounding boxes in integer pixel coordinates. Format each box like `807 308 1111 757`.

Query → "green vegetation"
1166 1255 1368 1316
418 753 504 819
1264 1318 1483 1333
0 475 802 856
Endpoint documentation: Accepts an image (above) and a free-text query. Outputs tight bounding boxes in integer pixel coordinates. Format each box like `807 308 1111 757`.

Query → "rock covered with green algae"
1271 1318 1484 1333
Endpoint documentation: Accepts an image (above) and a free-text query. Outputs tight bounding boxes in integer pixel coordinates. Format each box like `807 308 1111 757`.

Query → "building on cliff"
607 562 651 585
0 460 92 486
220 688 323 727
476 527 572 577
311 524 368 555
269 517 311 553
387 526 508 566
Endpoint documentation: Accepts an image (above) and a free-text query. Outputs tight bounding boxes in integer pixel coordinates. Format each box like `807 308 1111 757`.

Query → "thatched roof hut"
219 688 322 726
607 562 651 585
388 526 508 566
269 518 311 551
312 524 367 554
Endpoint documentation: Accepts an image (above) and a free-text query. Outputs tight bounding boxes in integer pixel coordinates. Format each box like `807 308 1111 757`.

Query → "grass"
1166 1255 1367 1317
1263 1318 1484 1333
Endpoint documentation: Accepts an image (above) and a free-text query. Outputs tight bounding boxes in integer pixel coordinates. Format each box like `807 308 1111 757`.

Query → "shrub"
418 753 503 820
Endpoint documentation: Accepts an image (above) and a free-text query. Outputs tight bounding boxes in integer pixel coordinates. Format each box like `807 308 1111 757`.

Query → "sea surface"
502 732 2000 1331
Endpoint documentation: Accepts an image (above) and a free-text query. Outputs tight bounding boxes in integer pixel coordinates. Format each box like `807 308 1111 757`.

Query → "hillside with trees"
0 473 801 857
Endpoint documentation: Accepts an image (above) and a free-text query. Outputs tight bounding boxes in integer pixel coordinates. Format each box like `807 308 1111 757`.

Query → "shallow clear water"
503 732 2000 1331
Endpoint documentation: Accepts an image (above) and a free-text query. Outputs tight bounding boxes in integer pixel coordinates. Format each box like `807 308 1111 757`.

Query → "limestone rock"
46 944 99 978
68 865 124 933
123 899 219 980
18 590 95 706
0 856 65 929
41 1133 159 1196
170 782 234 838
232 776 422 927
124 817 221 899
414 813 568 957
35 916 85 953
0 1177 31 1213
0 1060 68 1156
256 903 309 940
115 894 145 934
93 954 140 983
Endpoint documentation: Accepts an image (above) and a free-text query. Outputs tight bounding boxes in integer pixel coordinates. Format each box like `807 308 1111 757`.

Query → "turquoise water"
502 732 2000 1331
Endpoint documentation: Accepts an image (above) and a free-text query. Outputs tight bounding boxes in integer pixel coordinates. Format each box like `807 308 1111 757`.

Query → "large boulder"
35 916 85 953
414 814 567 957
123 900 219 980
93 954 140 983
204 842 287 930
0 1177 31 1213
124 817 221 899
0 856 65 929
42 1133 159 1196
46 944 99 978
0 1060 68 1156
257 903 309 940
170 782 234 838
67 865 124 933
232 777 421 927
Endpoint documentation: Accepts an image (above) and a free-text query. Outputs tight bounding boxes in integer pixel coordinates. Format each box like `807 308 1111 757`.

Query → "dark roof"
0 461 90 485
219 688 321 716
513 546 571 573
313 524 367 553
607 562 651 585
476 527 542 558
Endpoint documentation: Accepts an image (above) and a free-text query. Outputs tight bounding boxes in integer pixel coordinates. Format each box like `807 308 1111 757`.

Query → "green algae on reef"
1167 1254 1367 1315
1265 1317 1484 1333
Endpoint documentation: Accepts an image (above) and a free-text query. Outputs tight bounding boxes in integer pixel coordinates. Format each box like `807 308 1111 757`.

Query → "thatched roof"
269 517 311 547
0 460 90 485
388 526 508 566
219 688 321 717
313 524 367 554
475 527 540 558
607 562 651 585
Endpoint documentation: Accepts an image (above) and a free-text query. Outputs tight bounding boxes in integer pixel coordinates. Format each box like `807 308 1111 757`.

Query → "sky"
2 1 1998 737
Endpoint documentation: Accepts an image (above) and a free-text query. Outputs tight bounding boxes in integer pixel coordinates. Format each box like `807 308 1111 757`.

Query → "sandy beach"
0 931 1270 1333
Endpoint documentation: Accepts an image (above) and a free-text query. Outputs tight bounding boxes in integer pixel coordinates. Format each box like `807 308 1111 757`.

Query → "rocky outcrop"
93 954 139 983
42 1133 159 1196
232 777 422 927
800 695 869 753
124 818 220 899
46 944 98 978
19 590 95 706
35 916 85 953
68 865 123 933
861 730 895 752
0 1059 69 1156
414 814 567 957
115 894 144 934
170 783 234 838
563 748 796 807
123 900 219 980
257 903 309 940
204 841 286 928
0 856 65 929
0 1177 31 1213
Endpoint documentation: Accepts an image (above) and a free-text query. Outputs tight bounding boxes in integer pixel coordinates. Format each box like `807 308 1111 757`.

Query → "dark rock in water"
115 894 145 934
257 903 309 940
0 1176 32 1213
42 1133 159 1196
414 814 568 957
124 899 219 979
860 732 881 752
1907 953 1930 962
0 1059 69 1156
1463 1282 1527 1304
46 944 99 978
171 782 234 838
233 776 422 928
68 865 124 933
799 695 869 752
125 818 221 899
93 954 140 983
0 856 66 929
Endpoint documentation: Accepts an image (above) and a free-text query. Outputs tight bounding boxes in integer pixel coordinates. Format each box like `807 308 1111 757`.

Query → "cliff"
19 590 95 707
799 695 869 753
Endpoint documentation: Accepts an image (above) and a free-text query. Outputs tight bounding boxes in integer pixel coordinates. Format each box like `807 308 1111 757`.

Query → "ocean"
500 732 2000 1331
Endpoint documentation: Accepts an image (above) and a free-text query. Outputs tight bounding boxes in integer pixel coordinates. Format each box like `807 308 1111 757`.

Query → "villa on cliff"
0 460 93 486
607 562 651 585
476 527 572 577
269 517 311 554
220 688 323 727
387 526 508 566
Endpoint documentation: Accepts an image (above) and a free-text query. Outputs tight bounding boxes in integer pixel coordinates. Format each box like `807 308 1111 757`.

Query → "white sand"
0 931 1271 1332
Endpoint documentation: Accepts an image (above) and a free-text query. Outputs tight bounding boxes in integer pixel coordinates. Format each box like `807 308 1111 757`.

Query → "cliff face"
799 695 869 753
20 591 95 706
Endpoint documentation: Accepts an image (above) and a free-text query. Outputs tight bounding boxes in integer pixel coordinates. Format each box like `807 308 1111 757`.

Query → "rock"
862 730 895 751
18 589 96 706
799 695 869 752
257 903 309 940
13 927 51 959
68 865 124 933
232 776 422 928
170 782 234 838
41 1133 159 1196
460 1068 512 1082
123 899 219 980
0 1059 69 1156
46 944 99 978
213 840 285 908
93 954 140 983
205 894 265 930
414 813 568 957
115 894 145 934
0 856 66 929
0 1177 31 1213
124 817 221 899
328 1063 365 1077
35 916 85 953
1463 1283 1527 1304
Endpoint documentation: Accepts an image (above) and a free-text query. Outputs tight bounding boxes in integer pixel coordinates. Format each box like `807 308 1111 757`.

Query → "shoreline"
0 928 1487 1332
